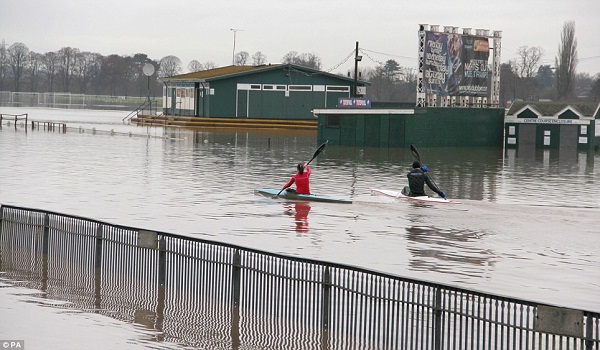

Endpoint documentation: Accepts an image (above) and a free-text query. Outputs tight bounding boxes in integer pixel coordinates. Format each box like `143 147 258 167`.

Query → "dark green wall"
206 66 360 119
318 108 505 148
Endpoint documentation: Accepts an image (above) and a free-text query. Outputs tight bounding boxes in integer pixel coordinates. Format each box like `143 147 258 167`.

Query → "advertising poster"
423 31 490 97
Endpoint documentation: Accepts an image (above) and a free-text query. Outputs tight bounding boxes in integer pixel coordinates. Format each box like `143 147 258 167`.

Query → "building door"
559 124 578 149
237 90 248 118
518 124 536 148
559 124 578 161
517 124 536 158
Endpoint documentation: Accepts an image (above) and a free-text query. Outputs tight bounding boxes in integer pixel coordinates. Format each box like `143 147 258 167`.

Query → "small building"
160 64 367 120
504 101 600 151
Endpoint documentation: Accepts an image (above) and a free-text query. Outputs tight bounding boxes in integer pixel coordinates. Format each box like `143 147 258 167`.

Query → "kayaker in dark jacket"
402 161 445 198
281 163 311 195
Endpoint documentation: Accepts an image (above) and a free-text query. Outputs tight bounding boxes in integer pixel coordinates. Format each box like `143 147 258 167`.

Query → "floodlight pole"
231 28 243 65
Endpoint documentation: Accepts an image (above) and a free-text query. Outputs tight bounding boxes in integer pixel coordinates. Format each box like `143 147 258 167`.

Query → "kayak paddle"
410 144 422 166
275 141 328 197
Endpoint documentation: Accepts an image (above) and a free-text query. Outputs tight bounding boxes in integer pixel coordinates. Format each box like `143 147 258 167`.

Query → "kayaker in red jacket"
281 163 311 195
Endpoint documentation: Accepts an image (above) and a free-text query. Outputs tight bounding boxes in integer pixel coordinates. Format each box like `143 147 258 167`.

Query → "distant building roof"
161 64 369 85
167 65 271 81
506 101 600 118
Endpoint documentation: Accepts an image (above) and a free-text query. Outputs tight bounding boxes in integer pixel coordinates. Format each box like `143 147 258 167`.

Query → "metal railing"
0 113 28 129
122 99 160 124
0 91 160 111
0 204 598 349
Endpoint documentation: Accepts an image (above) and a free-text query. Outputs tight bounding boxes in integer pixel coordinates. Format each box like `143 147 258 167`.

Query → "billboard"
423 31 490 97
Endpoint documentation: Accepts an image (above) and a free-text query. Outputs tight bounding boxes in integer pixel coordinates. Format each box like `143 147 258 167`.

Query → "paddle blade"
410 144 421 164
306 141 328 165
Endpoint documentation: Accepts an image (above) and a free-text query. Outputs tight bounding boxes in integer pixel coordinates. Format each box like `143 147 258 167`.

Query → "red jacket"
282 165 311 194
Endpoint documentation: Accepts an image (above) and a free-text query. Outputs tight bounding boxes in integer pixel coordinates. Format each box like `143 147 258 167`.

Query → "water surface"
1 107 599 347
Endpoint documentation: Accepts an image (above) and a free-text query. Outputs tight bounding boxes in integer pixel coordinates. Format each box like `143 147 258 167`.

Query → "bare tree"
41 51 60 92
203 61 217 70
252 51 267 65
74 52 102 94
158 55 182 78
7 42 30 92
282 51 299 64
234 51 250 65
0 40 7 91
282 51 321 70
555 21 578 100
57 47 79 92
515 46 544 78
297 53 321 70
188 60 203 72
574 72 593 99
28 52 43 92
513 46 545 100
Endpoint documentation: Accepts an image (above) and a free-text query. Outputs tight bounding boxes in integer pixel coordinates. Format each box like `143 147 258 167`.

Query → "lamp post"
142 63 155 113
230 28 244 65
353 41 362 97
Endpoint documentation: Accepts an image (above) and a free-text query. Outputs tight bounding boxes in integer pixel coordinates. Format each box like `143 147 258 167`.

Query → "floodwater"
1 107 599 348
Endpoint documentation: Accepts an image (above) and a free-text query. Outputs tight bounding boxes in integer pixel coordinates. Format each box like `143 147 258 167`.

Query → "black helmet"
412 161 421 168
297 163 305 173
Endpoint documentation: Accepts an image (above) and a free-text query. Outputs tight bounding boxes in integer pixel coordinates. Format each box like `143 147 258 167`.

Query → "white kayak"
370 188 462 204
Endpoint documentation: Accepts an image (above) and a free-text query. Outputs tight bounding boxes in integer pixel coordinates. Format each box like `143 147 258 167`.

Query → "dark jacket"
406 168 442 196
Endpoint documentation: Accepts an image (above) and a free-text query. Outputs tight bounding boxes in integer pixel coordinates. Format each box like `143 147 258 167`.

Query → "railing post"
0 205 4 239
321 266 331 330
94 224 103 311
231 249 242 350
585 313 593 350
158 236 166 286
95 224 103 269
231 249 241 307
433 287 443 350
41 212 50 293
42 213 50 255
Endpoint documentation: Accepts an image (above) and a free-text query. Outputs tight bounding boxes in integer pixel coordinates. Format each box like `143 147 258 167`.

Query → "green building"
315 105 506 148
160 64 367 120
504 101 600 151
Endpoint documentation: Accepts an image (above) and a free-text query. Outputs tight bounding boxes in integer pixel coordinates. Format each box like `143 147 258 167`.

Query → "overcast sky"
1 0 598 76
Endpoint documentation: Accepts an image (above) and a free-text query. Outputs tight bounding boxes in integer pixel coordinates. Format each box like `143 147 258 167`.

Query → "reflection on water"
283 202 312 233
405 223 496 281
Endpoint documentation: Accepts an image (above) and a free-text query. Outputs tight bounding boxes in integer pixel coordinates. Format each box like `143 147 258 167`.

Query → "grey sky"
1 0 598 75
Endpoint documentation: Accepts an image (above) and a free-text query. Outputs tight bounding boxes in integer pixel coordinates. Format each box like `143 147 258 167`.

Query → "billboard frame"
416 24 502 108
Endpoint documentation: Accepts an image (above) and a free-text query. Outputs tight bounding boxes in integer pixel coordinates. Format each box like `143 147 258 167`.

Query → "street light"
230 28 244 65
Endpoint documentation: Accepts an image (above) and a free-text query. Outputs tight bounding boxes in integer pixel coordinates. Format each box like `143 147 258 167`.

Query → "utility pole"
353 41 362 97
231 28 244 65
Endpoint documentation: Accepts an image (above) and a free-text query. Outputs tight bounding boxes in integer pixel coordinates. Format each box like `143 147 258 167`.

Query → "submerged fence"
0 204 598 349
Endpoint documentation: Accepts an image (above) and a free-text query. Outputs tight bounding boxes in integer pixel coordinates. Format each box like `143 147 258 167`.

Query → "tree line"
1 21 598 106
